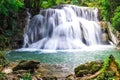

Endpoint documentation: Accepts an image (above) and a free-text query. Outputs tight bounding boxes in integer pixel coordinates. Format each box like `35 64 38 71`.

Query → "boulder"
65 74 76 80
74 60 103 77
13 60 40 73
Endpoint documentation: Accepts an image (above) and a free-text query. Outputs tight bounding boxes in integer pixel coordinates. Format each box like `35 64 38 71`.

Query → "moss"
13 60 40 73
74 60 103 77
90 64 102 74
95 71 116 80
94 55 120 79
100 56 111 72
115 59 120 74
76 70 88 77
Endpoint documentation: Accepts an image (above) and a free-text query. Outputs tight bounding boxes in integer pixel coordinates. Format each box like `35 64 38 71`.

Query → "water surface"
7 45 120 69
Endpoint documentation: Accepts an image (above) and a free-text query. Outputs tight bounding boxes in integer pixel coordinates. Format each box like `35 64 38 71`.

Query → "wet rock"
2 68 13 74
13 70 30 74
65 74 76 80
101 33 110 44
42 76 57 80
13 60 40 73
99 21 118 45
74 60 103 77
116 41 120 50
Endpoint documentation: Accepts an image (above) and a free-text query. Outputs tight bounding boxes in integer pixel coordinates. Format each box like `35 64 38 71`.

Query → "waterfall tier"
23 5 109 50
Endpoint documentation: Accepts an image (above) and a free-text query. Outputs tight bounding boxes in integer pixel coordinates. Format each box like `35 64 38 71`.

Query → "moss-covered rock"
13 60 40 73
74 60 103 77
73 55 120 80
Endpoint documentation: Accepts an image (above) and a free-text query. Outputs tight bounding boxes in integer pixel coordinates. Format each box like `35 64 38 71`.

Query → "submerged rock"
13 60 40 73
74 60 103 77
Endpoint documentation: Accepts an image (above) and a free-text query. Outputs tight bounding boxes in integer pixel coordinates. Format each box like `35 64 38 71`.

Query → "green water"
7 46 120 68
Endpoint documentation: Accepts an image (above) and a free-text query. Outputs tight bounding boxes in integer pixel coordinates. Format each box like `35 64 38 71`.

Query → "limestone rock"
99 21 119 45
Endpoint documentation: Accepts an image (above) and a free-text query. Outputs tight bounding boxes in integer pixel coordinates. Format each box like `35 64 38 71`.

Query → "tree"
0 0 24 16
112 6 120 31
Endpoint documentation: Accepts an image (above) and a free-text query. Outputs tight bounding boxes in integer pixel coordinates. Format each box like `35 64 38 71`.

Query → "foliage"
0 35 11 50
95 71 116 80
98 0 120 21
41 0 66 8
20 73 32 80
96 55 120 80
79 0 120 31
98 0 110 21
0 0 24 50
112 6 120 31
0 72 7 80
78 0 110 20
0 51 8 68
23 0 41 8
70 0 79 5
100 56 110 72
40 0 81 8
0 0 24 16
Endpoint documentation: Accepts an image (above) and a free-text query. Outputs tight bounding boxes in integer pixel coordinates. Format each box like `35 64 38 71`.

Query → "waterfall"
23 5 105 50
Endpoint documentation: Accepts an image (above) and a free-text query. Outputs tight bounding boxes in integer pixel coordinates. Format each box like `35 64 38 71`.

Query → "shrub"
0 51 8 68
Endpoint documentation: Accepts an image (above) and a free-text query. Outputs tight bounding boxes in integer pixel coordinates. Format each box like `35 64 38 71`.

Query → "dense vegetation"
0 0 120 50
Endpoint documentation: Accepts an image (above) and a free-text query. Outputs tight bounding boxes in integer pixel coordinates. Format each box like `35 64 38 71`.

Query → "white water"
23 5 110 50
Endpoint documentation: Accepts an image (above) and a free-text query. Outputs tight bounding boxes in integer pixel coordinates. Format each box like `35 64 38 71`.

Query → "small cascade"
23 8 31 48
23 5 110 50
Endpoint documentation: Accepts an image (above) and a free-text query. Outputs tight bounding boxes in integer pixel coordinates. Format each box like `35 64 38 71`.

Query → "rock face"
74 60 103 77
100 21 119 45
13 60 40 73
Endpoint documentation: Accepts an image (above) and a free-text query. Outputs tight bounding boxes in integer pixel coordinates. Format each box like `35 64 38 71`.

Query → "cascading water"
23 5 109 50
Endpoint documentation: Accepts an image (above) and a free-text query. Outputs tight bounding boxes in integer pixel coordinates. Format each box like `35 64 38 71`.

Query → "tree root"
77 71 101 80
